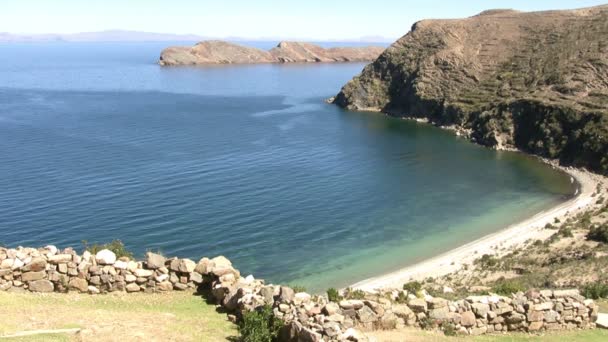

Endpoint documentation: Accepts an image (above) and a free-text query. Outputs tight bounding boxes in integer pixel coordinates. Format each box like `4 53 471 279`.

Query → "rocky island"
159 40 385 65
334 5 608 174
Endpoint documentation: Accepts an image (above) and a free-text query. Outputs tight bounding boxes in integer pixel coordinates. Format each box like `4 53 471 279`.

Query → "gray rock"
408 298 428 313
21 271 46 282
28 279 54 292
279 286 295 303
356 305 378 323
145 252 166 269
461 311 476 327
22 257 47 272
472 303 490 318
68 278 88 292
189 271 203 284
125 283 140 292
95 249 116 265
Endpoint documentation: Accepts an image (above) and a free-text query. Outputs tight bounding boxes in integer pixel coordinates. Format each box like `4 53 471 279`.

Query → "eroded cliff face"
159 41 385 65
334 6 608 173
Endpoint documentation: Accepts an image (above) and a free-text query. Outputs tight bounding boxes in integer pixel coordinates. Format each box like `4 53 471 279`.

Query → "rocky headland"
333 5 608 174
159 40 385 65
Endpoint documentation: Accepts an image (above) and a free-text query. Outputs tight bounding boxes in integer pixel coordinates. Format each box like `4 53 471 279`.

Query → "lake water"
0 42 575 292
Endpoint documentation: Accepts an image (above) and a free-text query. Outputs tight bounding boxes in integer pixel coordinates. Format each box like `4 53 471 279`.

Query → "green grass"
0 291 237 341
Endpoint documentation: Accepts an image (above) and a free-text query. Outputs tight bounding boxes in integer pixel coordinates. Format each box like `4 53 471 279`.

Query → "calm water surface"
0 42 574 291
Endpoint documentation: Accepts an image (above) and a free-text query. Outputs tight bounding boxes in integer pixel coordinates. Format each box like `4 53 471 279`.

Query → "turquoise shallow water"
0 42 575 292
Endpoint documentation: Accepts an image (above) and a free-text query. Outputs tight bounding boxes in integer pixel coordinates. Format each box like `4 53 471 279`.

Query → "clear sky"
1 0 606 40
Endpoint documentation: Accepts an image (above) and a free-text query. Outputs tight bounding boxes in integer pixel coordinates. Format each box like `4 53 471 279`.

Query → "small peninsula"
334 5 608 174
159 40 385 65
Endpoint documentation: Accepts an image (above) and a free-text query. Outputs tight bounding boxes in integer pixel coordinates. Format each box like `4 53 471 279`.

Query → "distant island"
0 30 209 42
334 5 608 175
159 40 385 65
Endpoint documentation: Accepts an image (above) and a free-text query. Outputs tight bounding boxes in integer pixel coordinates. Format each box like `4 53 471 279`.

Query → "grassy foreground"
0 291 237 341
0 291 605 341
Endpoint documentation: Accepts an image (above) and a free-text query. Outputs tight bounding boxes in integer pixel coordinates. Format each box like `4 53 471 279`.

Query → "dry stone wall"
0 245 600 341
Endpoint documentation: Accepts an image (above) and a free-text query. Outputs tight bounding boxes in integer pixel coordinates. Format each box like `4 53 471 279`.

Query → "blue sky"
1 0 606 40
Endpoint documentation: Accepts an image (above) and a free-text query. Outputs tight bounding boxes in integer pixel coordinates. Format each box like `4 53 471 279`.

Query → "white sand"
352 164 606 291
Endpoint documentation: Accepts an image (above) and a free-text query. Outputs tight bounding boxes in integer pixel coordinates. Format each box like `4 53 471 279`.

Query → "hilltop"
334 5 608 174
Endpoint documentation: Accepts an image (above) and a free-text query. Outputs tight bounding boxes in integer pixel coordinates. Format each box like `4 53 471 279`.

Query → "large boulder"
68 278 88 292
95 249 117 265
145 252 166 269
29 280 54 292
178 259 196 273
22 257 47 272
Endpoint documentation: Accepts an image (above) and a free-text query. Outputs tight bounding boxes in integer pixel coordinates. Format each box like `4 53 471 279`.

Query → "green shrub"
343 288 366 300
492 279 525 295
395 291 408 304
582 282 608 299
82 239 133 259
326 288 342 302
588 224 608 243
239 305 283 342
477 254 499 268
402 281 422 294
442 323 457 336
290 285 307 293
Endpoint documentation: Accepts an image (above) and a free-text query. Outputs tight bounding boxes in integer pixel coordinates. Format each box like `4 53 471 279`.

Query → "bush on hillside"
402 281 422 294
82 239 134 259
492 279 525 295
587 224 608 243
582 282 608 299
239 305 283 342
326 288 342 302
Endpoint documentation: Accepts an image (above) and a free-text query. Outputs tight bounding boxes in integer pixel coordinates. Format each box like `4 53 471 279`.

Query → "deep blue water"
0 42 574 291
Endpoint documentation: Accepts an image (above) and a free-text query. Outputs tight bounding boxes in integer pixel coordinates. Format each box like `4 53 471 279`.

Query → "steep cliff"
160 41 385 65
334 6 608 174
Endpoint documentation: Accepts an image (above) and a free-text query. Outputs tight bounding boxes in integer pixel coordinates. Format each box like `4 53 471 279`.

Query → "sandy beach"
352 163 607 291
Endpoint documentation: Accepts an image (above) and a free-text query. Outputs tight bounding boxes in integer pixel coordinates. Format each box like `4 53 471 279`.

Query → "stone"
294 292 311 305
461 311 476 327
544 310 560 323
11 258 24 270
324 302 341 316
472 303 490 318
534 302 554 311
157 281 173 291
68 278 88 292
506 312 526 324
210 256 234 276
0 282 12 291
189 272 203 284
299 327 322 342
125 283 140 292
22 257 46 272
47 254 72 264
155 274 169 282
21 271 46 282
527 310 544 322
44 245 58 255
528 321 544 331
28 279 54 292
428 297 448 309
429 307 450 320
260 286 275 304
173 283 188 291
88 285 100 294
95 249 116 265
471 326 488 336
145 252 166 269
356 305 378 323
194 257 210 274
553 289 580 298
133 269 154 278
408 298 427 313
113 260 128 270
125 274 137 283
178 258 196 273
279 286 295 303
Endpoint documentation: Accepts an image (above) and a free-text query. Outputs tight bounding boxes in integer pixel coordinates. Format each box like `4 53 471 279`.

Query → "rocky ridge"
334 5 608 174
0 245 599 341
159 40 385 65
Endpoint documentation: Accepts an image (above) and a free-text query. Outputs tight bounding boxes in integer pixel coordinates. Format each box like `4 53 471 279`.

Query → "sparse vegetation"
238 305 283 342
492 278 526 295
588 224 608 243
343 287 366 300
402 281 422 294
582 282 608 300
326 288 342 302
81 239 133 259
289 285 307 293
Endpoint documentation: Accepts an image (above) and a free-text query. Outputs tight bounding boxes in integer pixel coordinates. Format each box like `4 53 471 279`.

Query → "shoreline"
352 162 606 291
